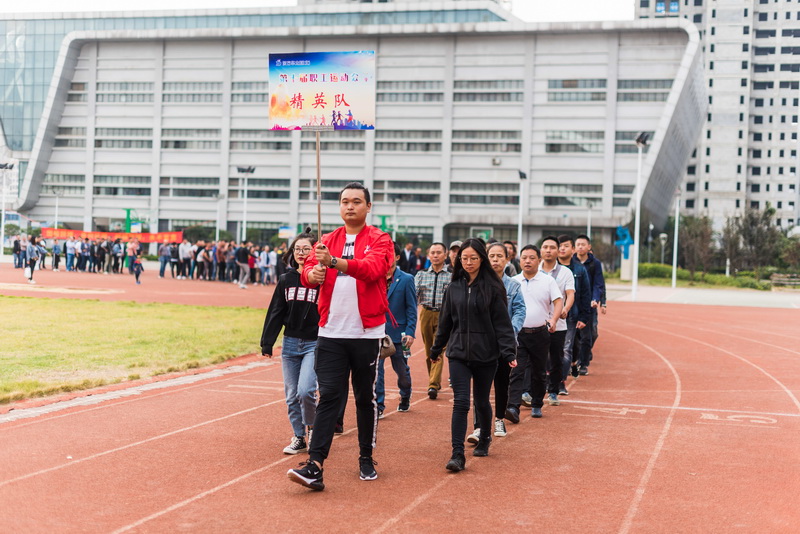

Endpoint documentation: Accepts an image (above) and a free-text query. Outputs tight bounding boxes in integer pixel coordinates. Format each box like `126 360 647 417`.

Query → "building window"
686 199 695 208
686 181 696 191
693 14 702 23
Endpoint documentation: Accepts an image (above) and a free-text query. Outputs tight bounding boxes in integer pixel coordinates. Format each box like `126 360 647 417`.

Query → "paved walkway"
607 282 800 308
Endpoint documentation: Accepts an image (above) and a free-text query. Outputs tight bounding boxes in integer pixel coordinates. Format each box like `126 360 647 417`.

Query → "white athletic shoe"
494 418 507 437
283 436 308 455
467 428 481 445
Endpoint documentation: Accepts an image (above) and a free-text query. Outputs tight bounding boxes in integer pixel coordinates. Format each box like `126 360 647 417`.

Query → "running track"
1 270 798 532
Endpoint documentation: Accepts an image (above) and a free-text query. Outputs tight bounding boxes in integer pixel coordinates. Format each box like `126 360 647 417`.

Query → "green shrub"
637 263 690 280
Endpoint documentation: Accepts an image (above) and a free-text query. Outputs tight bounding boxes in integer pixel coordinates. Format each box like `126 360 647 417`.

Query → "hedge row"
636 263 771 290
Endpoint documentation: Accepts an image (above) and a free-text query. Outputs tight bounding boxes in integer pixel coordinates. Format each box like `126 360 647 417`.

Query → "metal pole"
316 130 322 243
517 170 527 247
587 202 592 238
632 144 643 301
671 193 680 289
0 168 6 267
54 193 60 230
215 197 221 242
392 198 399 241
242 173 248 243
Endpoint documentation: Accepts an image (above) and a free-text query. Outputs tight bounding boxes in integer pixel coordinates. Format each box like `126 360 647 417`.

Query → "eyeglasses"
294 247 313 253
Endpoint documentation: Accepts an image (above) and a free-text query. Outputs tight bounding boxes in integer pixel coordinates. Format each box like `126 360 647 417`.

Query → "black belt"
422 306 440 312
520 325 547 334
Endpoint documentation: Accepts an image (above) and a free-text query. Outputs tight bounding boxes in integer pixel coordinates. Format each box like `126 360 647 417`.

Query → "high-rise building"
1 1 704 245
636 0 800 230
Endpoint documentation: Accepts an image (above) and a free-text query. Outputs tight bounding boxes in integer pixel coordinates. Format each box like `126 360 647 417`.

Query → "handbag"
24 266 31 279
379 335 395 359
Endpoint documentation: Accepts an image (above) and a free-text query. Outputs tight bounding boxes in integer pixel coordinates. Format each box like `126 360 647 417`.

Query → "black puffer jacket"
430 276 517 364
260 268 320 355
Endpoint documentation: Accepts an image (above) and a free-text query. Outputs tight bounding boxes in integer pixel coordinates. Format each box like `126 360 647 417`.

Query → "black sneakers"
473 436 491 457
398 397 410 412
334 422 344 434
446 452 466 472
287 460 324 491
558 382 569 396
532 407 543 418
579 366 589 376
571 364 580 378
428 387 438 399
283 436 307 455
505 405 520 424
359 456 378 481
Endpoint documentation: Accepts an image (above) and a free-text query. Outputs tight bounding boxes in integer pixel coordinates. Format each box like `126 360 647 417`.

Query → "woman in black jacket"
261 229 320 455
431 238 517 471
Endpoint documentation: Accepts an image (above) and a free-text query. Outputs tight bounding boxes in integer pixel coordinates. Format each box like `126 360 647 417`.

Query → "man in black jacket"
557 235 592 393
235 241 252 289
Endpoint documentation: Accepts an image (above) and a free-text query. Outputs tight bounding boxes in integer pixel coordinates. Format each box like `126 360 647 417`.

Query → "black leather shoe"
428 388 438 400
532 407 543 418
473 437 491 457
446 452 466 472
505 406 520 424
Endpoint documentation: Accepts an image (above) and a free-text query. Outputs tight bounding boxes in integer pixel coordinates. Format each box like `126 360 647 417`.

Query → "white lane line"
607 328 682 534
562 414 628 420
110 393 433 534
227 384 285 391
696 422 781 429
204 389 275 396
607 319 800 413
0 360 279 428
560 399 800 419
0 399 284 489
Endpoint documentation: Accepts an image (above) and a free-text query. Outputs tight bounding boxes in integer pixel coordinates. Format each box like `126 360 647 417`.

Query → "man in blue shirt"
557 235 592 393
376 242 417 415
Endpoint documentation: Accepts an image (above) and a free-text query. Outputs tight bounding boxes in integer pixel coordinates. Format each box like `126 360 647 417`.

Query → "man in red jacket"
288 182 393 491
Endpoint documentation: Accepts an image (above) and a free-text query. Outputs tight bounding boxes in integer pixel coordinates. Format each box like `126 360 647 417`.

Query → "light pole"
392 197 401 241
647 222 654 264
0 162 15 267
214 193 225 242
237 166 255 242
671 189 680 289
518 170 527 247
54 189 64 230
659 233 668 264
586 201 593 238
631 132 649 302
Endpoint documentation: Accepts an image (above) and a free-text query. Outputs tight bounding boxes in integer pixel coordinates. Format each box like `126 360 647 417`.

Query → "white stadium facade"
1 0 706 245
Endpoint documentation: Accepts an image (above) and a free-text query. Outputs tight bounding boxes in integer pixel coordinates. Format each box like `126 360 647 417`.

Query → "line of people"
259 181 607 492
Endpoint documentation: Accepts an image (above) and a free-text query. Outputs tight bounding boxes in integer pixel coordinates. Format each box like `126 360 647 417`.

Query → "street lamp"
0 162 15 268
586 201 593 238
647 222 654 263
392 197 401 241
659 232 668 264
671 188 681 289
54 189 64 231
518 170 527 247
631 132 649 302
214 193 226 242
237 166 255 242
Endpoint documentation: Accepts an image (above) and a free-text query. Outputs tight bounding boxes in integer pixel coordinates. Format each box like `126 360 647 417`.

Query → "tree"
720 216 742 274
736 207 782 277
781 236 800 271
679 216 714 280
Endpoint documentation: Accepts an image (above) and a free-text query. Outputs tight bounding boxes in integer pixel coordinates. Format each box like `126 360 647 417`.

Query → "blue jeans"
376 343 412 411
13 252 22 268
66 253 75 271
159 256 169 277
280 337 318 438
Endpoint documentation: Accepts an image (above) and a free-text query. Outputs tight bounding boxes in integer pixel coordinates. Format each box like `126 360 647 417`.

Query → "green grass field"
0 296 266 404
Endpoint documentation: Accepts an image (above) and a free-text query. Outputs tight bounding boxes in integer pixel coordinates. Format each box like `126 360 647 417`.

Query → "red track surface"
2 269 799 532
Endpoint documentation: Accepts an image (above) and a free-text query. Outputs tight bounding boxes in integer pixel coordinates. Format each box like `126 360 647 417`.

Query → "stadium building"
1 0 706 244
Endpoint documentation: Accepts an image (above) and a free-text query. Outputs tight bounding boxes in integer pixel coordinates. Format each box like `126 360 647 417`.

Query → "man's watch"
329 257 338 268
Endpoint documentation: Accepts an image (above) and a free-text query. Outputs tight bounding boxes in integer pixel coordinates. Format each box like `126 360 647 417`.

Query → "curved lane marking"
605 318 800 413
603 328 682 534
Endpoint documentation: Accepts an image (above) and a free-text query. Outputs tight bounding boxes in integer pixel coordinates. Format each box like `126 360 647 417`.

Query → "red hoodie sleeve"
346 230 393 283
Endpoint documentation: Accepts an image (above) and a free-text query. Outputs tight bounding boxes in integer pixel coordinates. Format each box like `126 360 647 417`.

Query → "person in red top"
287 182 394 491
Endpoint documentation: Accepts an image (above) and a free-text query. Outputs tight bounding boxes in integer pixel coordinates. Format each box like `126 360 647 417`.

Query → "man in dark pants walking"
288 182 394 491
506 245 563 422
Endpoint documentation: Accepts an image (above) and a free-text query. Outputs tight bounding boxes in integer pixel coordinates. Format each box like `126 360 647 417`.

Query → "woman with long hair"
430 238 517 471
25 236 41 284
467 242 526 444
260 228 320 455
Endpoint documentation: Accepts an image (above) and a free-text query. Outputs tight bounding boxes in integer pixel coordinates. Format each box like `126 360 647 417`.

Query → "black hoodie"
260 268 320 355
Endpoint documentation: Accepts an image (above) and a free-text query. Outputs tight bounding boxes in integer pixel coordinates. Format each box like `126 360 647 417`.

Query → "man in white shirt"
505 244 563 421
538 235 575 407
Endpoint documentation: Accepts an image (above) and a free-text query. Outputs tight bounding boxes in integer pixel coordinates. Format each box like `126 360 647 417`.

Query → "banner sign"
41 228 184 243
269 51 376 130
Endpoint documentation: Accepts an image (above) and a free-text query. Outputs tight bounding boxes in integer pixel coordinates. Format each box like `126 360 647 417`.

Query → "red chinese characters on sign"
40 228 184 243
313 92 327 109
334 94 349 107
290 93 304 109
